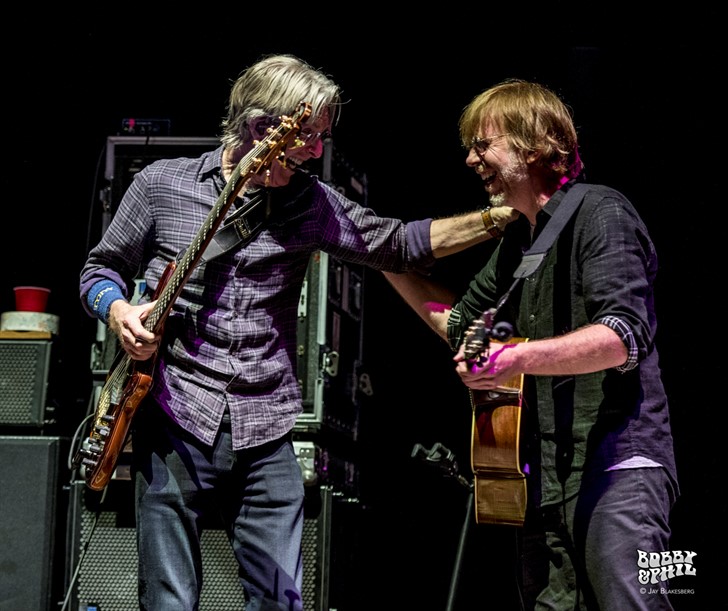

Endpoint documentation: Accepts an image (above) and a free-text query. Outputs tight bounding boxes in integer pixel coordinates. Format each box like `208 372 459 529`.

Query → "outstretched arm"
387 207 516 341
430 206 517 258
382 271 455 341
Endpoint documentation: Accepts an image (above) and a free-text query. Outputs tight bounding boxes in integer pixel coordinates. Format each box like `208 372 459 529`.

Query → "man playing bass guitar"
78 54 507 611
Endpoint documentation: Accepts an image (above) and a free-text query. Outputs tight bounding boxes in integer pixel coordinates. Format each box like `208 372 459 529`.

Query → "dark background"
1 7 723 610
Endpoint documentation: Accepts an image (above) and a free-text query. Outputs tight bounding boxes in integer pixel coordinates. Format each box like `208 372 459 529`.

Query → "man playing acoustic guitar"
385 79 678 610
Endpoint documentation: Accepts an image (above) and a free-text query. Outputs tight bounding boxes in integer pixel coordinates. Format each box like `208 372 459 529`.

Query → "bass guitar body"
81 356 153 491
78 263 174 491
469 338 528 527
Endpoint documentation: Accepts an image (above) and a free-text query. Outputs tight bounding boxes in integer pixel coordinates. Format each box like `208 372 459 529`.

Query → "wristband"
480 207 504 239
87 280 125 324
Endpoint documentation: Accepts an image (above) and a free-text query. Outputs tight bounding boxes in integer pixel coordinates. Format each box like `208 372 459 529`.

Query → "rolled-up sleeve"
597 315 638 372
404 218 435 272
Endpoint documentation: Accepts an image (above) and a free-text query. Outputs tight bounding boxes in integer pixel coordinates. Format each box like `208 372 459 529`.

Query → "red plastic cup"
14 286 51 312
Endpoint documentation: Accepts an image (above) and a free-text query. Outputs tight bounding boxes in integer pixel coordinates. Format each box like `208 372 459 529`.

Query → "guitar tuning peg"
491 321 515 342
464 318 488 360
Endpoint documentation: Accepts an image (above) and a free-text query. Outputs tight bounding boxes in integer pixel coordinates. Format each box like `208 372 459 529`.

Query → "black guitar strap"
200 190 271 263
494 183 589 313
514 183 589 278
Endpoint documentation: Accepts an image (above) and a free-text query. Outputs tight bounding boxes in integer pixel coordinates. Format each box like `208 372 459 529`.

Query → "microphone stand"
411 442 473 611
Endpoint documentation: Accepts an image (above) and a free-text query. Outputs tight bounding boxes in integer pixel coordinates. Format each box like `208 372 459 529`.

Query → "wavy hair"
459 79 584 181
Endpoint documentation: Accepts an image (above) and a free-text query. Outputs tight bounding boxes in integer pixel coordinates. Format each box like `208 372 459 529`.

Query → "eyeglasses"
467 134 508 154
293 128 332 148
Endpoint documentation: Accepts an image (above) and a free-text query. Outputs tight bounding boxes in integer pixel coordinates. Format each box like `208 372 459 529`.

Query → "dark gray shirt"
447 182 678 506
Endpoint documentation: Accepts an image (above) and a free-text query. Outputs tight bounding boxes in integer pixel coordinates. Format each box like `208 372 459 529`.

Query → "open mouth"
477 163 496 186
482 172 497 186
282 156 314 174
281 156 303 171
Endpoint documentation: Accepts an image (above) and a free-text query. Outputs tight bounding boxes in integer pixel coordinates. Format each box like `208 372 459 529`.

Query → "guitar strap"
513 183 589 279
494 183 589 313
200 190 271 263
200 170 316 264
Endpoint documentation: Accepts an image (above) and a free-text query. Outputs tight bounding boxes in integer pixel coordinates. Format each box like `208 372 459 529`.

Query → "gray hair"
220 54 342 149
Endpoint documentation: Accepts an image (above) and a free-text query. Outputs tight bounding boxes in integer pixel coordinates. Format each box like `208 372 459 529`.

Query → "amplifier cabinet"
295 251 367 440
66 483 360 611
0 436 67 611
295 139 370 442
0 339 52 427
104 136 221 213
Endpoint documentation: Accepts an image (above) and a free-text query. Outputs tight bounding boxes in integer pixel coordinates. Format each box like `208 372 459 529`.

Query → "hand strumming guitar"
454 339 522 391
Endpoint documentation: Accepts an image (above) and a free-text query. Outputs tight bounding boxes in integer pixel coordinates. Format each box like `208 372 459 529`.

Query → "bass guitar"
463 309 527 527
75 102 312 491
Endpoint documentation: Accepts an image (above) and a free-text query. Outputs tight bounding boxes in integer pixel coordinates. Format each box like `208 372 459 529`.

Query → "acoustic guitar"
74 102 312 491
463 311 527 527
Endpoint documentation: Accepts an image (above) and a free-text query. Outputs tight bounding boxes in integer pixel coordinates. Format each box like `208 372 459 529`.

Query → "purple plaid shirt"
80 146 433 449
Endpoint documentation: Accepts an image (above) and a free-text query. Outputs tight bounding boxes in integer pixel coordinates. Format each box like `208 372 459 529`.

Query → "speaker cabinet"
0 436 66 611
295 251 366 442
0 339 52 427
67 483 359 610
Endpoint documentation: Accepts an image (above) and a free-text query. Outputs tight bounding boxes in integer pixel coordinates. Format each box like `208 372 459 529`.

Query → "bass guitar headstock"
248 101 313 177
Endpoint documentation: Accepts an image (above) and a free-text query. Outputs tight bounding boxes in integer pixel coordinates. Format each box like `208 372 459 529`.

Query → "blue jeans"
131 403 304 610
521 467 678 610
